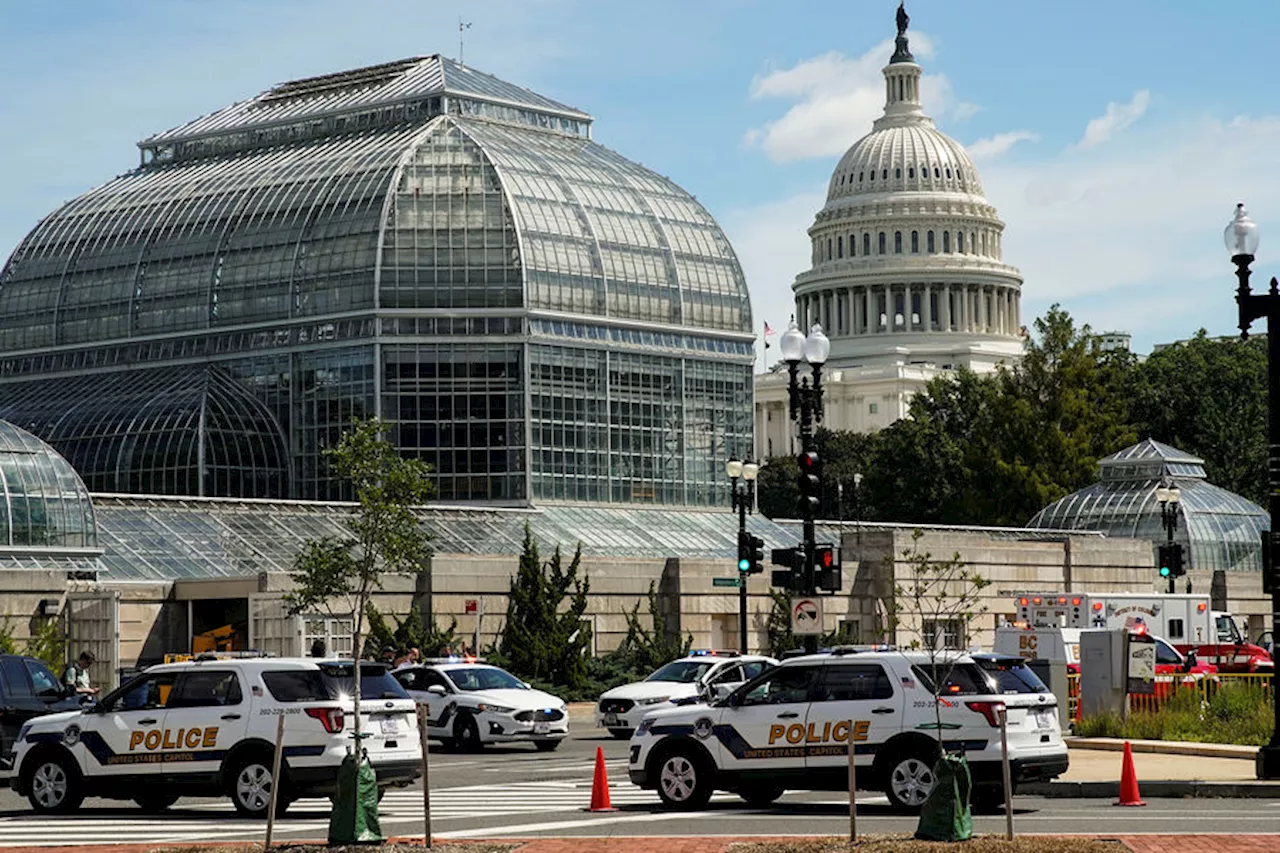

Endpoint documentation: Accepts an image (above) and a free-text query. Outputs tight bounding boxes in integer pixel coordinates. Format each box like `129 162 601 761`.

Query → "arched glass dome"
0 420 96 548
1027 439 1268 574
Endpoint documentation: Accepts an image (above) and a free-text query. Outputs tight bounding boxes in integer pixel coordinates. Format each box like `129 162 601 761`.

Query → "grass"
731 837 1123 853
1075 681 1273 745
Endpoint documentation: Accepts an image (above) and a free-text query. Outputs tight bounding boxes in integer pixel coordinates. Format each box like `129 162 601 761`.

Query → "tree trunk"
353 608 364 747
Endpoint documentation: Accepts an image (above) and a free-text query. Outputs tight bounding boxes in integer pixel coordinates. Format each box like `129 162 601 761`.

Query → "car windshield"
974 659 1049 694
446 667 526 691
317 663 409 700
647 661 715 683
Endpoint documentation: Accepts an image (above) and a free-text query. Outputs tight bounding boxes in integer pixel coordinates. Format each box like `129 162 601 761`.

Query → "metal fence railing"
1068 672 1274 722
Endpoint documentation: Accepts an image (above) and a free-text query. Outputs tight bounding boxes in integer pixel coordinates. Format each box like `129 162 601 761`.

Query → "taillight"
306 707 345 733
965 700 1005 727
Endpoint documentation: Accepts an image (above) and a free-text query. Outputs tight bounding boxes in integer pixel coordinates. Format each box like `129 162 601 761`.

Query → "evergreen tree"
498 525 592 688
611 581 692 673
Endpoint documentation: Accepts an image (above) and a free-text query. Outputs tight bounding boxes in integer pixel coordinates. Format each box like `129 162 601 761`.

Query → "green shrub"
1078 681 1273 746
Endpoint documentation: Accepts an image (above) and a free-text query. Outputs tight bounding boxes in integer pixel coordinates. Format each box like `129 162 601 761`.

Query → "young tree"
286 417 435 745
611 581 692 674
498 525 592 689
888 530 990 743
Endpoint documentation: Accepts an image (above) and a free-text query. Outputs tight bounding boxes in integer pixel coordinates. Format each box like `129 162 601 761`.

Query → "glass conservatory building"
1027 439 1269 574
0 419 96 551
0 56 754 505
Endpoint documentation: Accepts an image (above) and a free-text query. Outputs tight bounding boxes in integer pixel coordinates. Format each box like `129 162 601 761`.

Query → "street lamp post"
779 317 831 652
1224 203 1280 779
726 457 759 653
1157 481 1182 595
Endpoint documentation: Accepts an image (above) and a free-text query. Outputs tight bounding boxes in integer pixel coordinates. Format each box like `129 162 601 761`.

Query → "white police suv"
0 657 421 816
393 660 568 751
627 648 1068 812
596 652 776 738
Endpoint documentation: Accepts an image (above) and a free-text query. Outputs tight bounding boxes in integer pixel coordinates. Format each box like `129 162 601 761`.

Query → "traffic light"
1169 543 1185 578
737 529 751 572
745 533 765 575
771 546 803 590
1264 531 1280 595
1157 543 1173 579
814 542 841 592
797 450 821 518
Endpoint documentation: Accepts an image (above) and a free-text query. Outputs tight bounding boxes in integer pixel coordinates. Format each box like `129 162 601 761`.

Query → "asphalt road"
4 728 1280 846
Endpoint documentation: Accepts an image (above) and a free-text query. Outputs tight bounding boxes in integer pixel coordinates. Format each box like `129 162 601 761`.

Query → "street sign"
713 577 741 588
464 599 479 614
791 596 823 635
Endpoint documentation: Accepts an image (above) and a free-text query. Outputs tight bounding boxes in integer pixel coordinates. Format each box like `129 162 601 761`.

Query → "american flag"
763 321 776 349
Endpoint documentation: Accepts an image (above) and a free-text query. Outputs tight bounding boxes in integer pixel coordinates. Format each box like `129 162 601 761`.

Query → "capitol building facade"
755 12 1024 460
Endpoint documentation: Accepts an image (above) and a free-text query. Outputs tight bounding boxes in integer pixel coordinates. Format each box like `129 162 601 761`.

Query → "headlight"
477 703 515 714
635 718 655 736
638 696 671 706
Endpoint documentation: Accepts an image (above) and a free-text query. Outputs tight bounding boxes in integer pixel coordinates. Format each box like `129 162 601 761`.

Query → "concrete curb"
1065 736 1258 760
1022 779 1280 798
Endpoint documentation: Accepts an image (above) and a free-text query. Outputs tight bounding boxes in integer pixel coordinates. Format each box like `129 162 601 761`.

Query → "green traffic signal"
738 557 751 572
1159 565 1171 578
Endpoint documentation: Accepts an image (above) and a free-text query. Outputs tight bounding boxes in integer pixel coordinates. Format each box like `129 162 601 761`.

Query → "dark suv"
0 654 83 765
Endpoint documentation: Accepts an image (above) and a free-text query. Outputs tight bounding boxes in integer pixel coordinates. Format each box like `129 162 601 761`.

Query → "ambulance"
1009 593 1271 673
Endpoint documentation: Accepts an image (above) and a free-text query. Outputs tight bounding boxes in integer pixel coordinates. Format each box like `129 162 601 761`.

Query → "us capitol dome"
756 4 1024 458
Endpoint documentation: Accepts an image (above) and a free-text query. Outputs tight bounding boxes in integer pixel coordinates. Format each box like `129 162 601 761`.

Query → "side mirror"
1184 650 1197 673
713 684 734 701
426 685 447 696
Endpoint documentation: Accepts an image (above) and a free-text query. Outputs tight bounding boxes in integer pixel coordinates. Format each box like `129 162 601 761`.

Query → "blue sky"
3 0 1279 370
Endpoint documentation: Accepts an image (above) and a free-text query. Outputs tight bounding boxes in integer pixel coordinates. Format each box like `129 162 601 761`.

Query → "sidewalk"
4 836 1280 853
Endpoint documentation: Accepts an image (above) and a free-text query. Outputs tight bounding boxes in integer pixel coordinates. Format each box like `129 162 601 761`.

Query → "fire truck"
1011 593 1272 673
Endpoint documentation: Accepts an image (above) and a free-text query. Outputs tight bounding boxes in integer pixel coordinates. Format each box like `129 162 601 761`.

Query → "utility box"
1079 629 1129 719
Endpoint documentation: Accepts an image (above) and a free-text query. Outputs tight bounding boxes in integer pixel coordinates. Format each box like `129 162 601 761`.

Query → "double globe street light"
1223 203 1280 779
778 319 831 652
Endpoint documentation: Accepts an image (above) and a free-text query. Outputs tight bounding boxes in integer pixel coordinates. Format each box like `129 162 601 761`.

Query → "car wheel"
654 747 713 810
228 753 278 818
608 728 633 739
25 753 83 814
883 746 938 813
737 782 784 807
453 713 482 753
134 793 180 813
533 739 560 752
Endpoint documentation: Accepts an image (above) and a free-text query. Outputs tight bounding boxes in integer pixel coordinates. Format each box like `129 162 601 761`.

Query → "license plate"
380 717 401 735
534 721 550 734
1035 709 1054 730
603 713 618 726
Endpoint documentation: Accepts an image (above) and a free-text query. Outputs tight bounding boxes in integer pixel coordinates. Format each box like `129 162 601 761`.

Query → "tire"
654 747 713 810
533 739 561 752
737 782 784 807
135 793 180 813
227 753 280 818
24 753 83 814
453 713 482 753
882 745 939 813
608 728 633 740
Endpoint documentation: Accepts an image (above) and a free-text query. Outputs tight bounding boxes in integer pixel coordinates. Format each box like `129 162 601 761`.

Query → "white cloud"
968 130 1039 161
743 34 974 163
1075 90 1151 150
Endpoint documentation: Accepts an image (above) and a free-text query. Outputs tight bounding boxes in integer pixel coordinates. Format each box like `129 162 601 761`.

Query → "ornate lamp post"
1156 481 1182 595
779 317 831 652
726 457 760 653
1224 203 1280 779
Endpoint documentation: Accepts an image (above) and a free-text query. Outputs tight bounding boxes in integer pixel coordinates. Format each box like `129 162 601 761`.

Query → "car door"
397 667 457 736
0 656 43 759
25 659 78 714
716 664 821 772
83 671 177 777
804 662 902 772
164 669 248 777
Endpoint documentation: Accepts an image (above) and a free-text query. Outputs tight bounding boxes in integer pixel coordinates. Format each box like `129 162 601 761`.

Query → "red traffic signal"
799 450 820 470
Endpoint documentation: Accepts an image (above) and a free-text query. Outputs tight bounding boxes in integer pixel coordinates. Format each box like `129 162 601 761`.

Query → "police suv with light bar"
0 657 421 815
627 647 1068 812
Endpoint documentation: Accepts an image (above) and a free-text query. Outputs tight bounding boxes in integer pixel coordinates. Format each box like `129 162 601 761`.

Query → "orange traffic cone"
1114 740 1146 807
586 746 617 812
